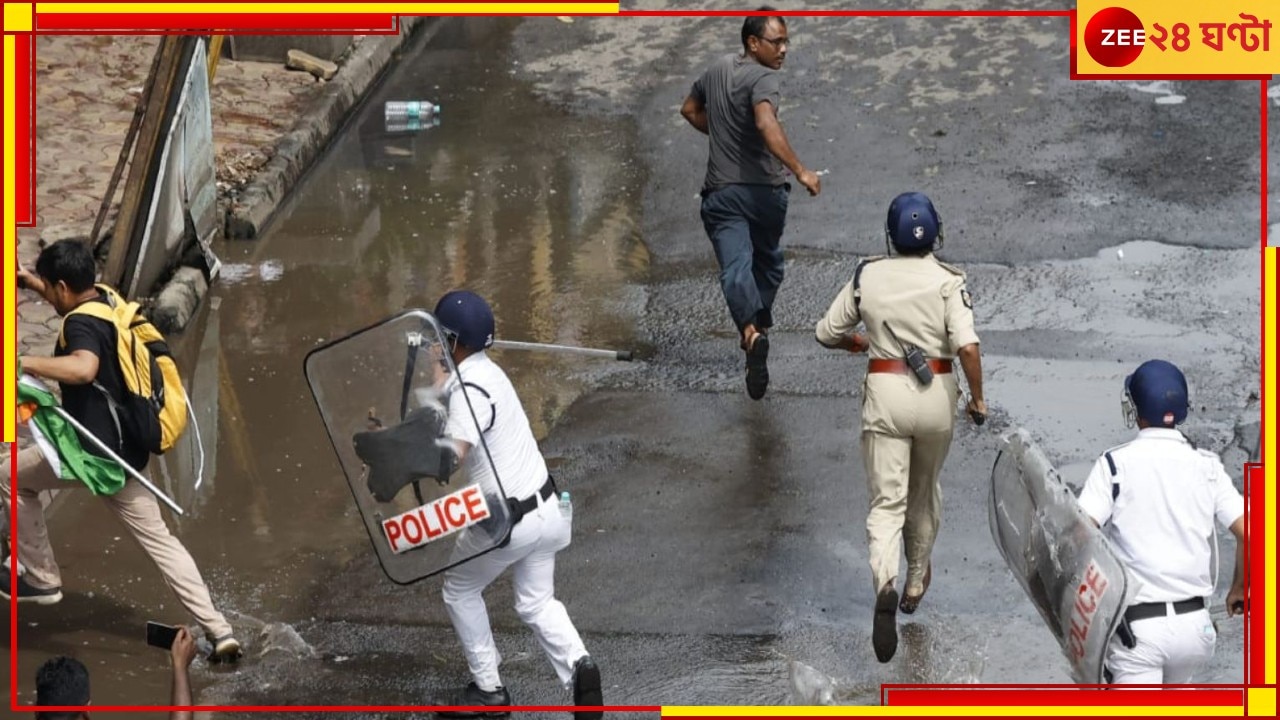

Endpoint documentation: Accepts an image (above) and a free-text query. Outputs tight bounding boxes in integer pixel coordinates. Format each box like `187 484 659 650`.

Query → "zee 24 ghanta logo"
1084 6 1272 67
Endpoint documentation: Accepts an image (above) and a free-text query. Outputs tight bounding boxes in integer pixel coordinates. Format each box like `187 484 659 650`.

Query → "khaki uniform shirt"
816 254 979 358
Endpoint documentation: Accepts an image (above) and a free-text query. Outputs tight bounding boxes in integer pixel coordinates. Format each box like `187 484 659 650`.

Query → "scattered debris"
286 49 338 81
216 147 273 191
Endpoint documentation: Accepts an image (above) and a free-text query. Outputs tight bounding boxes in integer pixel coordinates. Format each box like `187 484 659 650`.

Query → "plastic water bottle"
385 101 440 122
385 115 441 134
558 491 572 521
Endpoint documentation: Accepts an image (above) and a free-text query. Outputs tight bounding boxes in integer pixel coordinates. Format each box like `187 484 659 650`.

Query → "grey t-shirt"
691 53 786 191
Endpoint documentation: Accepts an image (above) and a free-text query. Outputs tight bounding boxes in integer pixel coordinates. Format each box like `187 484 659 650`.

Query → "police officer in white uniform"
1077 359 1247 684
815 192 986 664
431 290 602 719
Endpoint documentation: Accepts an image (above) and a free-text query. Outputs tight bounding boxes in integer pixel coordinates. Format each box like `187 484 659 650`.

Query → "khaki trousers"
3 445 233 639
861 373 958 596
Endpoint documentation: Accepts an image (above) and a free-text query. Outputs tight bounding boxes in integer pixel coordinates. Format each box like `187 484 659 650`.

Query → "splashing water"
789 660 836 705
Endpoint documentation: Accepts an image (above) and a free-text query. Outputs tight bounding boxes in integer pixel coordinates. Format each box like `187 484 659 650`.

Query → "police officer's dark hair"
34 239 96 293
35 656 90 719
742 6 785 50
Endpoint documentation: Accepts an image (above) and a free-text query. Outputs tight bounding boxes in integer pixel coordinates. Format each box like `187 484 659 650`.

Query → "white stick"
491 339 633 362
51 406 184 516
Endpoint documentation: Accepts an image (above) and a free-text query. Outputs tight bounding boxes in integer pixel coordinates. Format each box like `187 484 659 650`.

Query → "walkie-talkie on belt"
884 321 933 387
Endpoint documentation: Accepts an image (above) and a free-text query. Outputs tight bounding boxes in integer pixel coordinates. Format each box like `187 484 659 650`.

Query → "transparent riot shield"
304 310 514 584
989 429 1138 684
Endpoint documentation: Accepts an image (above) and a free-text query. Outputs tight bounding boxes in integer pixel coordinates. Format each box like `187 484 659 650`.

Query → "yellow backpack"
58 284 188 455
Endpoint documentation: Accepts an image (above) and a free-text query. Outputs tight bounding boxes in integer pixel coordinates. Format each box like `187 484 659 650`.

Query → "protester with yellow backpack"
4 239 241 662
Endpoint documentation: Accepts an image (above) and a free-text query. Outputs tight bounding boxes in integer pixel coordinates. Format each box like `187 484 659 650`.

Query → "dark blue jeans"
700 183 790 333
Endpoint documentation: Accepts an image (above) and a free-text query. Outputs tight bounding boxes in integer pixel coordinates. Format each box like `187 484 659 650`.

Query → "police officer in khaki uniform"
815 192 986 664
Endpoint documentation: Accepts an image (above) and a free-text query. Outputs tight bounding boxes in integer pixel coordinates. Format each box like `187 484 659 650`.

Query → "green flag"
16 373 126 495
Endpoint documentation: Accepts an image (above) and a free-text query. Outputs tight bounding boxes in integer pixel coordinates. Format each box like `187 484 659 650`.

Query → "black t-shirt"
57 295 150 471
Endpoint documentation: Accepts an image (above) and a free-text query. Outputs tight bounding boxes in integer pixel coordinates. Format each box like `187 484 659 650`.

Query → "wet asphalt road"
5 5 1266 715
505 0 1260 697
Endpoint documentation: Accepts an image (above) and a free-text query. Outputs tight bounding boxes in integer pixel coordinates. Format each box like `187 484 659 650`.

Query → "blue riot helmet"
434 290 495 351
885 191 943 254
1122 359 1189 428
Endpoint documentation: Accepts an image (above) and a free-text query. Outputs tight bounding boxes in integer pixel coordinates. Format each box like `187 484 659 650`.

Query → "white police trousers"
1106 608 1216 684
442 494 588 691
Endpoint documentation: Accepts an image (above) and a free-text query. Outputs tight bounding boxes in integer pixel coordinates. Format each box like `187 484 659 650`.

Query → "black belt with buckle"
506 476 558 523
1124 597 1206 623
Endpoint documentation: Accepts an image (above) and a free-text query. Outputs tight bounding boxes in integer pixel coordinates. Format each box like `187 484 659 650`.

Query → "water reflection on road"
7 17 652 710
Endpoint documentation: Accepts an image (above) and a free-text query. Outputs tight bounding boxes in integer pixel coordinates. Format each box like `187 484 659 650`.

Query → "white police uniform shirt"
1078 428 1244 603
443 351 547 501
441 351 588 693
1077 427 1244 684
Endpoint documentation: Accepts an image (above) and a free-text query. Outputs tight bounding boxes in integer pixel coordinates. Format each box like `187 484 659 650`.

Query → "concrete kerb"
224 16 435 240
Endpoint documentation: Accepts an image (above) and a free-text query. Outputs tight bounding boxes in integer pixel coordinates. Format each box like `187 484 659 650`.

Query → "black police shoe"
872 586 899 663
0 571 62 605
436 682 512 718
572 655 603 720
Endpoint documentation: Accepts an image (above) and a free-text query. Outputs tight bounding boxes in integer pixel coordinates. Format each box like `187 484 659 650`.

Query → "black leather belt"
1124 597 1205 623
507 476 557 522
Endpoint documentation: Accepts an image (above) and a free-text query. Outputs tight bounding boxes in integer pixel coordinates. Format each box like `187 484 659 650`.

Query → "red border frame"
33 13 402 34
881 687 1246 706
13 32 33 226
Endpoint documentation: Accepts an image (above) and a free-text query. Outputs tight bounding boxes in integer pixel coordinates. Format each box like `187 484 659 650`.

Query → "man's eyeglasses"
756 35 790 49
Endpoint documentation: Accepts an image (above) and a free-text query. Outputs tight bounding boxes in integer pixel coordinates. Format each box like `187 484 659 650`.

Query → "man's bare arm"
817 332 869 354
169 627 197 720
21 350 99 385
957 343 987 422
754 101 819 196
1227 516 1246 616
681 94 709 135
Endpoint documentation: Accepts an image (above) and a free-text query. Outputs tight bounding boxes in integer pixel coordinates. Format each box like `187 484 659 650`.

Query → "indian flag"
16 373 126 495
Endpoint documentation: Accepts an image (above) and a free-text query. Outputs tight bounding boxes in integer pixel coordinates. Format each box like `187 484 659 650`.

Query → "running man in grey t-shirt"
681 8 821 400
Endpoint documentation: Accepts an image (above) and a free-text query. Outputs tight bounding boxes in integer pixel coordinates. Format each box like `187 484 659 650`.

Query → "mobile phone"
146 621 179 650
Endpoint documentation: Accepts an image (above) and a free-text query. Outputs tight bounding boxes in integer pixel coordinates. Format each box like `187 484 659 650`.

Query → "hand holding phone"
170 626 197 669
146 621 180 650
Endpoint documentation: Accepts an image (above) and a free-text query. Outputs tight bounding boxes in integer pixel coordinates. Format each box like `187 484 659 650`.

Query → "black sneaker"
572 656 603 720
436 682 512 718
872 586 899 663
0 571 62 605
744 333 770 400
208 635 243 663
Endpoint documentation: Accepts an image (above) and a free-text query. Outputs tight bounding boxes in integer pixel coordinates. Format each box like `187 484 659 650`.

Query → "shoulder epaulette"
933 257 968 278
1101 440 1134 499
852 256 888 310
